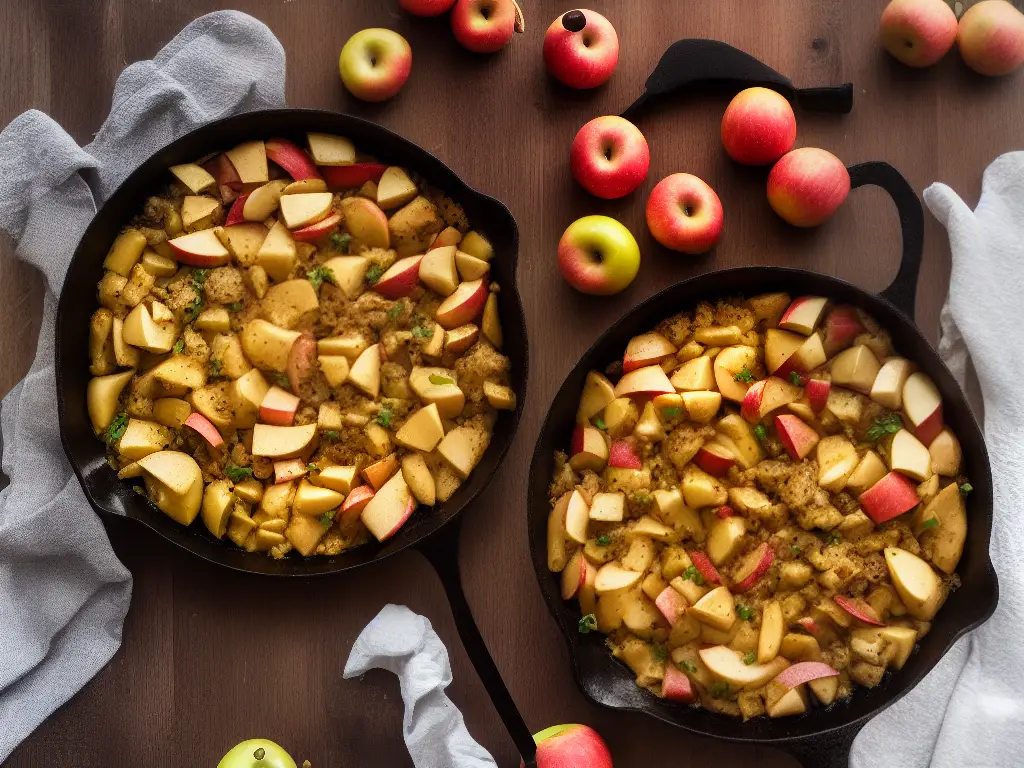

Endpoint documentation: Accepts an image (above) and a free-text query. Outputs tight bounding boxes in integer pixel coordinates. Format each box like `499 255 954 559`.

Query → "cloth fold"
852 152 1024 767
0 11 285 761
344 605 498 768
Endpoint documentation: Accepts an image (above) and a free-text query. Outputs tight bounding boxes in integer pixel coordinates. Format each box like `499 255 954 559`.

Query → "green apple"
557 215 640 295
338 29 412 102
217 739 297 768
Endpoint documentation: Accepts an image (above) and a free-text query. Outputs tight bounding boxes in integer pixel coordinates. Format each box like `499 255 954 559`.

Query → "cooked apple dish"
547 293 969 719
86 133 515 557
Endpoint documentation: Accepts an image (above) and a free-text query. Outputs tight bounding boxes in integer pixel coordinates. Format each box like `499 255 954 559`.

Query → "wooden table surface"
2 1 1021 766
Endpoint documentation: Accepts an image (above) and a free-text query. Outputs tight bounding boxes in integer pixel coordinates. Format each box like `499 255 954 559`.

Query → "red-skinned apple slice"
806 379 831 412
429 226 462 250
360 472 416 541
778 333 826 377
742 376 802 422
822 305 863 355
273 457 307 484
614 364 675 399
889 429 932 481
772 661 839 691
168 229 231 267
655 585 688 626
740 380 767 422
860 471 920 523
224 192 250 226
779 296 829 335
291 213 342 242
623 332 677 373
712 345 759 402
716 506 734 519
903 372 944 446
661 664 696 703
435 279 487 329
569 425 609 471
203 153 243 202
765 328 804 375
699 645 790 688
259 385 300 426
560 551 588 600
564 489 590 544
594 562 642 593
373 255 423 299
608 440 642 469
321 163 388 189
339 484 375 523
184 412 223 449
265 137 322 181
731 542 774 593
834 596 884 626
870 357 915 409
774 414 820 460
688 550 723 585
693 441 736 477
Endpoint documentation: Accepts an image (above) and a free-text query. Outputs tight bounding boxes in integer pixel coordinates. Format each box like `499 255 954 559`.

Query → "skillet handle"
419 519 538 767
782 722 863 768
848 161 925 321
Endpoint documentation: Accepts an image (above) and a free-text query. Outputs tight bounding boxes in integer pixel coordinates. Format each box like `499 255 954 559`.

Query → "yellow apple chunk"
884 547 943 620
690 587 737 630
117 418 172 461
137 450 204 525
715 413 764 469
758 600 784 663
150 354 206 395
914 482 967 574
889 429 933 481
201 480 235 538
261 279 319 330
418 245 460 296
547 492 571 572
706 515 746 565
376 166 419 210
682 464 728 508
170 163 216 194
286 513 331 557
396 404 445 453
436 425 490 479
671 356 715 392
241 320 301 373
681 391 722 423
194 307 230 333
243 180 289 222
816 436 859 492
846 450 888 496
122 303 177 353
180 195 220 230
410 367 465 419
321 255 370 299
103 229 148 276
459 230 494 261
292 478 344 517
87 369 135 433
361 471 416 542
713 345 759 402
402 453 437 506
767 686 808 717
279 192 333 230
701 645 789 689
251 423 317 459
255 220 297 280
595 562 643 593
481 293 502 349
577 371 616 423
455 250 490 282
482 381 516 410
928 429 962 477
317 332 369 359
348 343 382 398
340 197 390 248
315 465 358 494
830 345 881 394
307 132 355 165
225 140 269 183
764 328 804 375
152 398 191 428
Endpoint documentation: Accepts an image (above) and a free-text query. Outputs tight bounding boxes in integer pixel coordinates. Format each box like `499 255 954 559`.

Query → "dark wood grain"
2 1 1021 766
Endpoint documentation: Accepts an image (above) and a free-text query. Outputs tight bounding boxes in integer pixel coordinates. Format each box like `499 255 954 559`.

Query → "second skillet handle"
419 519 538 767
847 161 925 320
783 723 863 768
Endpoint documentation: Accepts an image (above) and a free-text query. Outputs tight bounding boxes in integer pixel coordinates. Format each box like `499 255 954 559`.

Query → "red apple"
570 116 648 199
613 365 674 399
721 87 797 166
339 484 375 524
773 661 840 690
731 542 774 593
957 0 1024 76
260 386 300 426
779 296 829 335
339 28 412 102
373 255 423 299
608 440 642 469
834 595 885 626
797 616 824 638
451 0 524 53
903 372 944 445
265 138 321 181
716 506 735 519
558 215 641 295
203 153 243 203
740 380 768 422
400 0 457 16
860 471 920 523
292 213 342 243
560 551 588 600
661 664 696 703
273 457 307 484
806 379 831 412
689 551 723 585
623 331 676 373
435 278 487 329
879 0 958 67
768 148 850 228
286 333 318 394
655 585 687 626
822 305 864 355
527 724 612 768
543 9 619 89
646 173 724 255
694 442 736 477
774 414 821 460
224 193 249 226
184 412 223 450
168 229 231 268
322 163 388 189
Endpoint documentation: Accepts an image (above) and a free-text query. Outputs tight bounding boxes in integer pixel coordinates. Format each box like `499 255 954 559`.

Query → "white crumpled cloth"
853 152 1024 767
0 11 284 761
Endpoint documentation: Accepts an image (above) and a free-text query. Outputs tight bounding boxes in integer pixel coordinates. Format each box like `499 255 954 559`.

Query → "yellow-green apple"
860 471 920 523
570 425 609 471
184 412 223 450
400 0 456 15
957 0 1024 76
779 296 829 335
608 439 642 469
688 550 723 585
361 471 416 541
661 663 696 703
451 0 523 53
806 378 831 412
879 0 958 66
870 357 915 409
588 491 625 522
322 163 388 189
544 9 619 89
436 278 487 328
885 546 942 620
614 364 674 399
557 214 640 295
273 458 308 485
822 305 863 355
168 229 231 267
373 255 422 299
339 29 412 102
774 414 820 460
570 116 649 198
830 344 881 394
834 596 884 626
527 724 612 768
720 87 797 166
655 584 687 625
292 213 342 242
902 372 944 445
816 435 859 492
694 441 735 477
888 428 932 481
768 148 850 227
218 739 297 768
646 173 723 254
560 551 588 599
731 542 774 593
928 428 962 476
265 138 321 181
623 331 676 373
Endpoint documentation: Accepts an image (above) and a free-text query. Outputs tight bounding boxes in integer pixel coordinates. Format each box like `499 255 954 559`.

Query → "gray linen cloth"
0 11 284 760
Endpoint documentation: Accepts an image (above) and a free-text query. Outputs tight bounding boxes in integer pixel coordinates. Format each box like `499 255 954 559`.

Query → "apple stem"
561 9 587 32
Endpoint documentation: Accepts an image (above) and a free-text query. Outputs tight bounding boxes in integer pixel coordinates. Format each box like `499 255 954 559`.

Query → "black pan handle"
782 723 864 768
848 161 925 321
418 519 538 767
621 39 853 119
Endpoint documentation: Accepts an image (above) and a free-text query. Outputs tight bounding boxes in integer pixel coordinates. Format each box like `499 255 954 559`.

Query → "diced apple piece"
569 425 608 471
577 371 616 423
774 414 820 460
547 492 571 572
291 478 344 517
250 423 317 459
321 255 369 299
409 367 465 419
241 320 301 373
805 378 831 413
661 664 696 703
318 355 350 388
459 231 493 261
283 178 328 195
279 192 332 230
265 137 321 181
816 436 859 492
137 450 204 525
150 355 206 396
417 245 460 297
122 303 176 353
584 493 624 524
885 547 943 620
346 343 381 398
821 305 864 355
376 167 419 212
767 686 808 718
311 465 355 495
292 211 341 243
200 479 235 538
180 195 221 229
927 429 962 477
712 346 759 403
693 440 736 478
615 365 675 400
782 333 827 376
259 385 299 426
682 464 728 509
846 450 888 497
361 454 399 491
481 293 502 349
705 516 746 566
687 551 723 585
482 381 516 411
560 551 588 600
242 180 289 222
758 601 784 663
870 357 915 409
807 675 840 706
779 296 829 335
435 278 487 329
914 482 967 574
654 585 687 626
322 163 387 190
673 355 715 393
436 425 489 480
307 132 355 165
764 328 805 375
182 412 223 450
226 140 269 183
860 471 920 523
395 403 445 453
595 562 643 593
444 324 479 356
715 414 763 469
624 332 677 373
253 220 297 280
567 487 593 542
340 196 390 248
455 250 490 282
87 369 135 433
373 255 423 300
731 542 773 592
170 163 216 194
889 429 932 481
429 226 462 250
903 372 944 446
834 596 884 626
830 345 881 394
681 391 722 423
700 644 790 689
361 471 416 541
273 458 307 485
748 292 791 324
117 418 172 461
742 375 802 423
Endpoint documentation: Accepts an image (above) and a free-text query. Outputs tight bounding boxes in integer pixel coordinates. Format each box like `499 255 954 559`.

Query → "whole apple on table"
570 116 649 199
451 0 525 53
339 28 412 102
558 215 641 295
543 8 620 89
646 173 724 254
522 724 613 768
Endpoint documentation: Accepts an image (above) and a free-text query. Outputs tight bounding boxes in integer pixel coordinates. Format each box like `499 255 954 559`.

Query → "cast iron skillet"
55 109 544 765
527 162 999 768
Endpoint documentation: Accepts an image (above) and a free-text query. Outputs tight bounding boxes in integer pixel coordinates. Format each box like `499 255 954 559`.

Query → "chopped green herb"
578 613 597 634
921 517 939 530
268 372 290 389
191 269 209 288
790 545 802 555
323 430 340 441
208 358 222 377
709 682 732 699
184 294 204 322
594 418 606 430
683 565 705 586
224 464 254 483
412 325 434 339
826 530 842 547
388 301 405 320
172 338 185 355
753 424 767 442
633 493 652 505
105 412 128 444
227 301 242 313
743 651 757 666
319 509 336 527
679 661 697 674
306 463 320 472
429 374 455 386
734 368 756 384
736 604 754 622
661 407 682 419
652 645 669 662
960 482 973 495
597 535 611 546
866 412 904 442
790 371 804 386
306 265 336 290
375 405 393 429
365 263 385 285
329 231 351 253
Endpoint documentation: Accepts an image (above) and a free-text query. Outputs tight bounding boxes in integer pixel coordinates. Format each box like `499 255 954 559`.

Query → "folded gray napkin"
0 11 285 760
